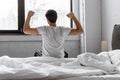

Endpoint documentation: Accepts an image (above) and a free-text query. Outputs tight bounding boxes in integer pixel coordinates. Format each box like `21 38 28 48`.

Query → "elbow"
77 29 84 35
23 25 31 34
23 28 26 34
76 25 84 35
23 28 29 34
80 29 84 34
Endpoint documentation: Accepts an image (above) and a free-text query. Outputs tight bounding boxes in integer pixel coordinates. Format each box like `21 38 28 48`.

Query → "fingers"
28 11 35 17
67 12 75 19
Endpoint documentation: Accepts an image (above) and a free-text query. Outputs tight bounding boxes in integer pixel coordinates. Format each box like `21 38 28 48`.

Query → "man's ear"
47 19 51 24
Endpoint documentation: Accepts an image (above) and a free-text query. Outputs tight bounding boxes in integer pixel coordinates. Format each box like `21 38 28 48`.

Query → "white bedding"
77 52 118 73
0 56 105 80
0 50 120 80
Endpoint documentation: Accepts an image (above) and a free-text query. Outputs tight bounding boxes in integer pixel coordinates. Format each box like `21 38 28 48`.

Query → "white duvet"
77 52 119 73
0 56 105 80
0 50 120 80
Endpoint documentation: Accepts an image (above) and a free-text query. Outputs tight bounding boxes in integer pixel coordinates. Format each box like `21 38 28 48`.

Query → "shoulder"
37 25 49 30
37 26 48 34
58 26 71 35
59 26 71 31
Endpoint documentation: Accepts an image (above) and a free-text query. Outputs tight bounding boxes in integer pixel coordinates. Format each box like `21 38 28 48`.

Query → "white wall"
84 0 102 53
84 0 120 52
102 0 120 50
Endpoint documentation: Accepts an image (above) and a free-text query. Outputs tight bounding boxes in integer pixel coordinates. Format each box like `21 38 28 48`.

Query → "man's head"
45 9 57 23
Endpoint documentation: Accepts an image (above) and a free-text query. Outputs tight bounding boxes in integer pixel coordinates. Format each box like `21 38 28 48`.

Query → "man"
23 9 83 58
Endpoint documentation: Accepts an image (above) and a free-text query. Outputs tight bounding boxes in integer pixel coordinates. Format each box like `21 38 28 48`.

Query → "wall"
102 0 120 50
83 0 120 52
84 0 102 53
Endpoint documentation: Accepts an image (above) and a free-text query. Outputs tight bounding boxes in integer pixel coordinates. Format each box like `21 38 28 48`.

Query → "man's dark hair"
45 9 57 23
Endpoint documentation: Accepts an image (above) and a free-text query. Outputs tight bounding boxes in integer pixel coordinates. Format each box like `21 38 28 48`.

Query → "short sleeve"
37 27 44 34
62 27 71 36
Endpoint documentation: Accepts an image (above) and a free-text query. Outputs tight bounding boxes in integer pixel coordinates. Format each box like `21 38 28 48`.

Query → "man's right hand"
28 11 35 17
67 12 84 35
23 10 39 35
67 12 76 19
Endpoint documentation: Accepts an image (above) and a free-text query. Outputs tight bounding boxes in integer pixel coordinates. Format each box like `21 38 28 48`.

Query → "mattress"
58 74 120 80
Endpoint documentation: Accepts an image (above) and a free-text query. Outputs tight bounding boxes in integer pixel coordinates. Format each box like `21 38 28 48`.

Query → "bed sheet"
0 74 120 80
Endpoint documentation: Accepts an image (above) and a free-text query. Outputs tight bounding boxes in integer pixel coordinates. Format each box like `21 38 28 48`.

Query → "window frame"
0 0 72 34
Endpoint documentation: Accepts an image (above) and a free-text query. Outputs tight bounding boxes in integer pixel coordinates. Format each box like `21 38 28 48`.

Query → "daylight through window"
25 0 71 28
0 0 72 33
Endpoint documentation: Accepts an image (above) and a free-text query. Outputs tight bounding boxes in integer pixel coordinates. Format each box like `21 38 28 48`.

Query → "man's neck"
49 23 56 27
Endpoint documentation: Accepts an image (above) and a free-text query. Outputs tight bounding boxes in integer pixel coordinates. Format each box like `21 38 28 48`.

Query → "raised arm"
67 12 83 35
23 11 39 35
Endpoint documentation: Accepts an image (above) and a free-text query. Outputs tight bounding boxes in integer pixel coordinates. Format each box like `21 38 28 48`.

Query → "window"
0 0 18 33
25 0 72 28
0 0 72 34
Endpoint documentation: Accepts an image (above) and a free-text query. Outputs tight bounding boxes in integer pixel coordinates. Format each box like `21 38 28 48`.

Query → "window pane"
0 0 18 30
25 0 71 28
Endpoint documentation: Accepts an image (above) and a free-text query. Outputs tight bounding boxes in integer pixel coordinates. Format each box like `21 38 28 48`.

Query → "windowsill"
0 35 80 42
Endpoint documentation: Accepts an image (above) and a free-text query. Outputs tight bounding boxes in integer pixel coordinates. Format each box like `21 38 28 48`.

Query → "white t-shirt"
37 26 71 58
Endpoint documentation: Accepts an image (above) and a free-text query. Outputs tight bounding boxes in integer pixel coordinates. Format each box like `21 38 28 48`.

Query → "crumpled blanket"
1 50 120 80
0 55 105 80
77 52 119 73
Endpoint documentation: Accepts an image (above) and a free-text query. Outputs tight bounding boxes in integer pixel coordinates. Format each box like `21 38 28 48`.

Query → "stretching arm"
67 12 83 35
23 11 39 35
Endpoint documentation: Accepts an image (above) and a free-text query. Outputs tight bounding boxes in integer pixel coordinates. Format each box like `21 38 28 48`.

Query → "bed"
0 50 120 80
